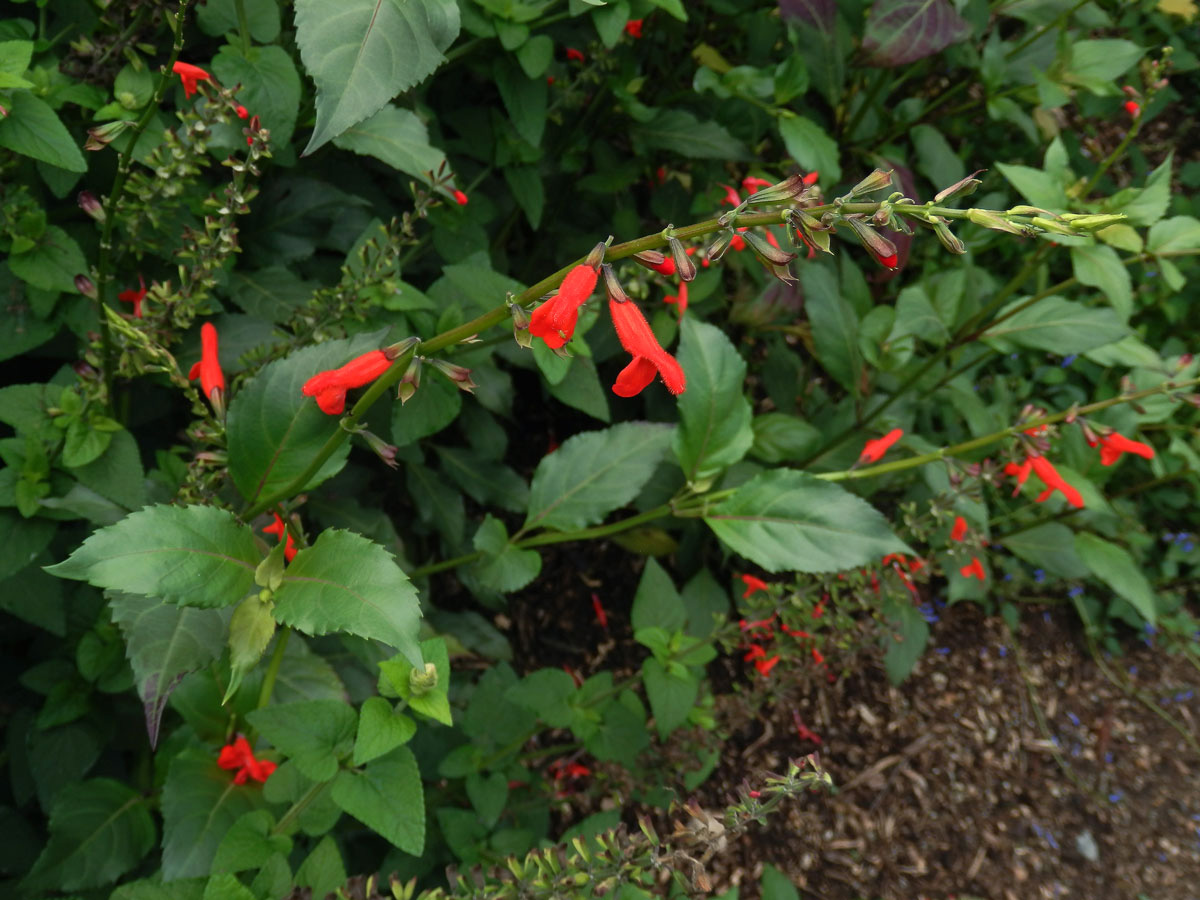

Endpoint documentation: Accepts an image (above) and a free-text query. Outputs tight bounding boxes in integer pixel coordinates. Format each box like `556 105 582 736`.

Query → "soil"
503 547 1200 900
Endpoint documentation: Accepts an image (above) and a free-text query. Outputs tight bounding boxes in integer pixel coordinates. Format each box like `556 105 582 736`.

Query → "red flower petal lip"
529 264 598 348
173 61 211 98
302 350 392 414
950 515 968 542
859 428 904 463
607 297 685 396
189 323 225 401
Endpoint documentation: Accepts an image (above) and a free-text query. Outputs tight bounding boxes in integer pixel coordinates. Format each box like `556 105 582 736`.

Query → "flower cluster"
737 575 829 681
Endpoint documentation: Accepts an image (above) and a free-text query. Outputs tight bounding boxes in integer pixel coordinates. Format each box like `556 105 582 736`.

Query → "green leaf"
0 509 54 581
647 0 687 20
1074 533 1157 624
1122 152 1171 227
504 163 544 228
880 597 929 685
861 0 970 67
749 413 823 464
994 162 1068 210
465 771 508 828
226 332 386 505
505 668 577 728
204 874 258 900
494 56 547 146
333 103 448 184
161 748 265 880
198 0 282 42
1063 39 1143 89
642 657 698 738
46 505 259 607
890 285 950 347
109 593 231 747
295 0 460 154
804 265 862 393
212 811 292 874
230 266 317 322
437 446 529 513
910 123 965 189
353 696 416 765
778 115 841 183
680 568 729 638
0 92 87 172
212 44 302 148
0 40 33 81
630 558 685 632
631 109 748 160
8 224 87 293
1001 523 1089 579
63 417 113 468
526 422 673 532
760 863 800 900
981 296 1128 353
275 529 423 664
1148 216 1200 255
704 470 911 573
72 427 146 511
672 318 753 486
1071 244 1133 318
331 746 425 854
546 354 611 423
378 637 452 724
470 514 542 593
515 34 553 78
21 779 155 891
247 699 356 783
296 834 346 898
392 366 461 447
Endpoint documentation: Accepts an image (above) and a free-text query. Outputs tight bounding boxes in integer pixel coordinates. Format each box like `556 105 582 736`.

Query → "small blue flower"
999 646 1008 657
1034 568 1046 584
1068 586 1084 597
1043 611 1052 623
1163 532 1177 543
1109 791 1123 803
1185 542 1195 552
935 647 950 655
1060 354 1077 367
1067 711 1080 726
1104 752 1113 764
1129 665 1139 676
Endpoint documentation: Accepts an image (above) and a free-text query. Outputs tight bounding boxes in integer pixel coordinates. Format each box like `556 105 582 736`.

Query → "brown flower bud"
933 170 985 203
77 190 105 222
74 275 97 298
667 236 697 282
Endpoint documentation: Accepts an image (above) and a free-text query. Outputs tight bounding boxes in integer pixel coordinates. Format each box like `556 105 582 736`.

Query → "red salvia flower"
718 183 742 207
741 573 769 598
739 613 776 633
1123 100 1140 117
591 593 608 629
235 105 249 119
729 233 747 252
743 644 766 662
262 513 297 562
802 170 820 186
608 297 686 396
1097 432 1155 466
302 349 392 415
173 61 211 99
453 189 469 205
811 647 825 665
118 274 147 318
623 18 643 37
754 654 780 677
217 735 276 785
1028 455 1084 509
1004 459 1033 496
529 264 599 350
742 175 773 194
647 256 676 276
960 556 986 580
793 711 822 744
950 515 968 542
566 47 585 62
663 281 688 317
859 428 904 464
189 323 225 409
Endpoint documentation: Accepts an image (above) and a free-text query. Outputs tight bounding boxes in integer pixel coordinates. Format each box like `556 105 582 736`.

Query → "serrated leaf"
333 103 447 183
296 0 460 154
804 265 862 393
672 319 753 485
109 592 231 748
72 428 146 511
0 92 87 172
630 109 748 160
8 224 87 293
212 810 292 874
46 505 260 607
161 749 265 880
0 509 55 581
1001 523 1089 579
1071 244 1133 318
526 422 673 531
1147 216 1200 255
982 296 1128 353
212 44 302 147
21 779 154 891
994 162 1068 210
505 668 576 728
247 699 356 783
274 529 422 664
331 746 424 854
704 470 911 573
1074 533 1157 624
642 657 697 738
198 0 282 42
631 558 685 633
469 515 541 593
1122 152 1171 227
777 115 841 184
226 332 387 505
862 0 970 67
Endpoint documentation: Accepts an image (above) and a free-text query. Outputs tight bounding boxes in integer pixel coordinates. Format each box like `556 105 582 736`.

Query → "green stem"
256 628 291 710
816 375 1200 483
233 0 252 55
96 0 193 409
271 779 329 836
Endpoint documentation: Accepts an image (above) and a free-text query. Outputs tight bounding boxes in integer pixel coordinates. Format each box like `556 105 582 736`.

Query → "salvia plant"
0 0 1197 897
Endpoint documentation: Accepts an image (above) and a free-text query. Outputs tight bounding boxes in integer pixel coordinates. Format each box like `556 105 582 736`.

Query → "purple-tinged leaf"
779 0 837 31
862 0 971 67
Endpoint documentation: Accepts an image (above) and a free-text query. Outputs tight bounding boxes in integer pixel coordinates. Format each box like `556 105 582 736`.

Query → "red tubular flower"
217 735 276 785
729 233 747 252
811 647 825 665
173 61 211 99
591 593 608 629
1097 432 1155 466
1123 100 1140 117
623 18 643 37
647 256 676 276
663 281 688 316
718 184 742 207
235 105 249 119
950 515 968 542
566 47 585 62
754 655 780 677
802 170 820 186
608 297 686 396
118 274 147 318
189 323 225 407
742 175 772 194
262 513 297 562
743 644 766 662
302 349 392 415
529 264 598 350
859 428 904 464
1028 455 1084 509
741 573 769 598
453 189 469 205
960 557 986 580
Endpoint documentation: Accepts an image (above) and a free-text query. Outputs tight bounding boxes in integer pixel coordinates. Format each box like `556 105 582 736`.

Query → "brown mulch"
703 603 1200 900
